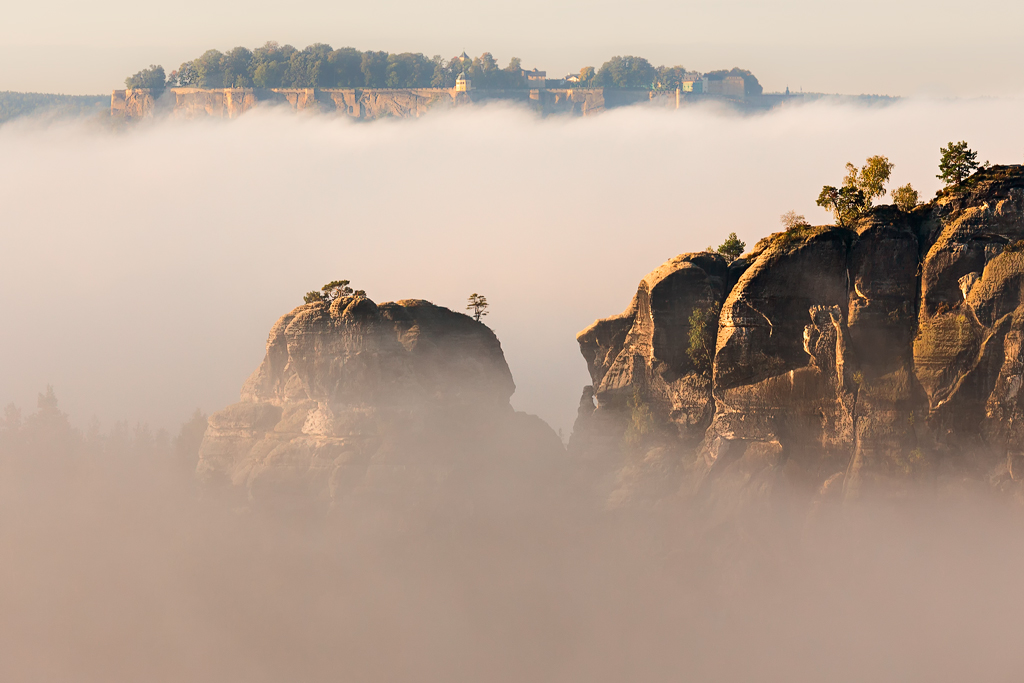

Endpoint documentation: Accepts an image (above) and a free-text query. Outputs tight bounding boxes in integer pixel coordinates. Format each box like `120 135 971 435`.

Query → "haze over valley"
4 97 1024 434
6 1 1024 679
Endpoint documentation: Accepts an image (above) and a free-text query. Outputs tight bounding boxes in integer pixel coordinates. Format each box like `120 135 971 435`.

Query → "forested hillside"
0 92 107 124
124 42 762 94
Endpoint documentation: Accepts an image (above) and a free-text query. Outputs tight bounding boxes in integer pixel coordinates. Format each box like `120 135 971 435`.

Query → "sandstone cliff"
573 166 1024 506
198 296 563 509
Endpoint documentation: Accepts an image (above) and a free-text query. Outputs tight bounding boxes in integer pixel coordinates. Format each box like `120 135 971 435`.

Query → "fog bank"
3 398 1024 682
3 97 1024 435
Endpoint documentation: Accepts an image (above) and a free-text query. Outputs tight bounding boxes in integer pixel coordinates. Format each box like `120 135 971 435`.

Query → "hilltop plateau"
573 165 1024 508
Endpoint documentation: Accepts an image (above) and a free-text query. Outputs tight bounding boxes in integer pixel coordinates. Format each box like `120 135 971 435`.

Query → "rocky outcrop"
573 166 1024 506
570 252 733 503
198 296 563 509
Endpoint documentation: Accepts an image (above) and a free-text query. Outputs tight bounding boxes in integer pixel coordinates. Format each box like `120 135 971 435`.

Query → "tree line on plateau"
813 141 984 228
686 142 991 379
123 43 761 94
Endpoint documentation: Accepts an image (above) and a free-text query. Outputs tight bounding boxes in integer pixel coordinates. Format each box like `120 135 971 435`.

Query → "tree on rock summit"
716 232 746 261
937 141 981 187
467 293 489 321
303 279 365 303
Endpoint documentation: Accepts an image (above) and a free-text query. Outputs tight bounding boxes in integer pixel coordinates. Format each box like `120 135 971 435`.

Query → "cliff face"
573 166 1024 505
198 296 562 509
111 87 618 121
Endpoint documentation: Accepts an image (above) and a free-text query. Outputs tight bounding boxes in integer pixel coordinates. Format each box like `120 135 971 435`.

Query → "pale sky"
2 0 1024 96
5 97 1024 432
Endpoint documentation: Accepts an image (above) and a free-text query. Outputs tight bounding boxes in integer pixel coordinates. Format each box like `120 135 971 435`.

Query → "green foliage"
624 386 654 448
162 42 446 90
303 279 363 304
687 303 720 376
133 44 763 98
716 232 746 261
322 280 354 300
125 64 167 92
891 183 921 212
361 51 389 87
467 293 489 321
595 56 656 89
937 141 979 187
702 68 763 96
817 185 866 228
654 65 688 89
815 154 892 226
844 155 893 207
0 92 107 124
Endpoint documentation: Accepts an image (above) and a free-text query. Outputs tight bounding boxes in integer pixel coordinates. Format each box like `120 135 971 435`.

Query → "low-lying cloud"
3 97 1024 435
5 98 1024 682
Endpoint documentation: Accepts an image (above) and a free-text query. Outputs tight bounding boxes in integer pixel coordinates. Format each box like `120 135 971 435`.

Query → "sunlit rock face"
198 297 561 509
569 252 733 504
573 166 1024 507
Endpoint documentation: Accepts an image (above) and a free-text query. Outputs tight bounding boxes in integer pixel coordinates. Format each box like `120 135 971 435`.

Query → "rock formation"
198 296 563 510
572 166 1024 506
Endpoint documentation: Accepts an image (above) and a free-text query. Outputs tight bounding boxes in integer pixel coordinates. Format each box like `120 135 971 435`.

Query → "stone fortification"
112 86 632 120
572 166 1024 507
110 86 740 120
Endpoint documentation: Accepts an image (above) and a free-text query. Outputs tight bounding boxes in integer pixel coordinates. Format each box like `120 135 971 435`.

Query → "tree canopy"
937 141 980 187
125 65 166 93
716 232 746 261
467 293 489 322
816 154 893 227
843 155 893 207
703 68 763 96
303 279 365 304
153 44 531 90
126 44 761 94
594 56 656 88
891 183 921 212
816 185 866 228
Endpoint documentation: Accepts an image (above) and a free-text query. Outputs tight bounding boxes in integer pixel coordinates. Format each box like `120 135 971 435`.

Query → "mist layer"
3 98 1024 435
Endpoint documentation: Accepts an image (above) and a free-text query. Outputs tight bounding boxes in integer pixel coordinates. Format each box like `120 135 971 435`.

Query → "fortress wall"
112 86 769 120
161 87 454 120
602 89 658 109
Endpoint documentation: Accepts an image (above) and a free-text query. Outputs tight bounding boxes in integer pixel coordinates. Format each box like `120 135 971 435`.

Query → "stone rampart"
111 87 782 120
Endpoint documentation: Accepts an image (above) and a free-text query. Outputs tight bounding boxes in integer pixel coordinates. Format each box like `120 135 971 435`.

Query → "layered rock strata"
573 166 1024 505
198 296 562 508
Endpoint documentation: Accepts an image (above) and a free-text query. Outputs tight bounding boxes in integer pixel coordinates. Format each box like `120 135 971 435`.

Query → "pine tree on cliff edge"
937 141 981 188
467 293 489 322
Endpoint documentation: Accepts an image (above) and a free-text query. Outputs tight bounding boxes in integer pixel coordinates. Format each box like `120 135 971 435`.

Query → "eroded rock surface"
198 297 562 509
573 166 1024 507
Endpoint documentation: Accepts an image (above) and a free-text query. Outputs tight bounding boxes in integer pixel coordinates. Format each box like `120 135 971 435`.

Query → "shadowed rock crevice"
572 165 1024 508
